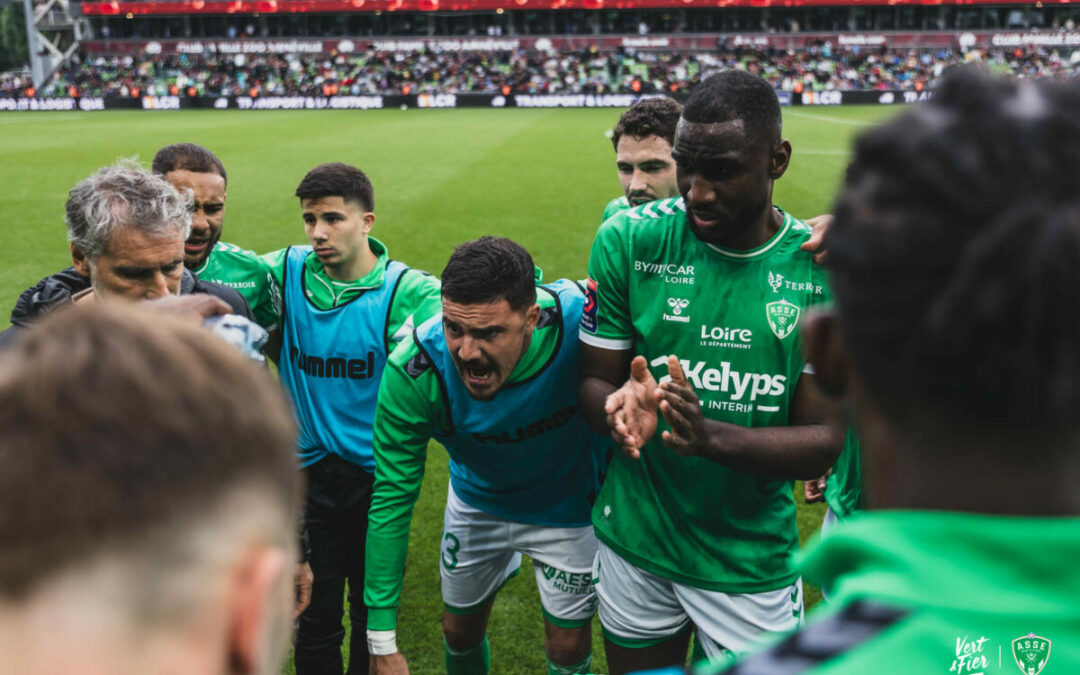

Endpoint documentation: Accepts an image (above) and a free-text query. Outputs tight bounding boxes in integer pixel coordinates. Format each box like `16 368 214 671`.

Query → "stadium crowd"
3 42 1078 98
2 66 1079 675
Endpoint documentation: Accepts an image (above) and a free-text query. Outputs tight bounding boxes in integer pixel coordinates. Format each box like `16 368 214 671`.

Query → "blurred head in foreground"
806 68 1080 514
0 303 300 674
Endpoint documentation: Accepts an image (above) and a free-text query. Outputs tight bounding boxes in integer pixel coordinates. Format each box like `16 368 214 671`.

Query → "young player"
364 237 608 675
601 97 683 223
660 67 1080 675
262 163 442 675
578 71 843 674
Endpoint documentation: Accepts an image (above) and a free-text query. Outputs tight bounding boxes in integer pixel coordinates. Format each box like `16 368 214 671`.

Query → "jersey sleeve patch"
724 601 909 675
404 349 434 380
581 277 599 334
537 306 559 329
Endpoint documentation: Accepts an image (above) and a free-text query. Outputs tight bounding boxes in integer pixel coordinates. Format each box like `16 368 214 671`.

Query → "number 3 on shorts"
442 532 461 570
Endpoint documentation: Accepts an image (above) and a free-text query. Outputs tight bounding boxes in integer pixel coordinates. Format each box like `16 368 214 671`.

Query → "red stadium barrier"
77 0 1080 15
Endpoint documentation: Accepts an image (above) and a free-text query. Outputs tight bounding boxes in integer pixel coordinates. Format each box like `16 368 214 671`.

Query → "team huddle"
2 67 1078 675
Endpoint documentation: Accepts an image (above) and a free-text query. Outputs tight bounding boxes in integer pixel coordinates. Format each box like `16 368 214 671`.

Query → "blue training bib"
416 279 608 527
279 245 407 470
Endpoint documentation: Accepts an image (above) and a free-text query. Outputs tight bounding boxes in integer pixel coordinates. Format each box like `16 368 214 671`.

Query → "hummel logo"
667 298 689 316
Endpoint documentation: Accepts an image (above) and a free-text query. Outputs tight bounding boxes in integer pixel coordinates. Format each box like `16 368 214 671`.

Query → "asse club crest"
1012 633 1051 675
766 299 801 340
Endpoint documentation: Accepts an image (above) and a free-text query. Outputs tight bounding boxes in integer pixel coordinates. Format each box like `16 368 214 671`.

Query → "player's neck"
863 422 1080 516
703 206 782 251
326 241 378 283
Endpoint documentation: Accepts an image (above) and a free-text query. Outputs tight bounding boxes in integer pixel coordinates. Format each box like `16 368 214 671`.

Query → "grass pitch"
0 104 899 674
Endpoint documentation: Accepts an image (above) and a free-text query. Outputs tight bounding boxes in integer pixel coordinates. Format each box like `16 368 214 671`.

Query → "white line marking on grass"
786 111 876 127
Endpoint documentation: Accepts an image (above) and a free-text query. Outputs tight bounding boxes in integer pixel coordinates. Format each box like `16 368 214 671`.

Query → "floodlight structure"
21 0 86 90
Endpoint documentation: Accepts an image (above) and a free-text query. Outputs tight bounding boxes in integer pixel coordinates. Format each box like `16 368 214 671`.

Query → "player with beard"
578 71 845 673
364 237 608 675
601 97 683 223
152 143 279 331
262 163 441 675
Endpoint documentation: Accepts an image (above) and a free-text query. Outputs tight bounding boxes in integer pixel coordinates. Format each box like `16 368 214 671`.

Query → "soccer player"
601 97 683 223
260 163 441 675
151 142 280 331
364 237 608 675
672 68 1080 675
578 71 843 673
0 302 300 675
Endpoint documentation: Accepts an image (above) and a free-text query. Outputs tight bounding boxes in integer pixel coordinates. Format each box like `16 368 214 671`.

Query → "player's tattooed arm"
580 345 656 459
656 355 843 479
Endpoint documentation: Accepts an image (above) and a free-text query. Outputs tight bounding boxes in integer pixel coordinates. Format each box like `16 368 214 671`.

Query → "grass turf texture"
0 104 899 674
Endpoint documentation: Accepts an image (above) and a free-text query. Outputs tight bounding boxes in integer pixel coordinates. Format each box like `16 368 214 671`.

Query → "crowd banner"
0 91 937 112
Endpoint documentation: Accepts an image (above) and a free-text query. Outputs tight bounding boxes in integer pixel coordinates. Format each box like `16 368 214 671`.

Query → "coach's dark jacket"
0 267 254 346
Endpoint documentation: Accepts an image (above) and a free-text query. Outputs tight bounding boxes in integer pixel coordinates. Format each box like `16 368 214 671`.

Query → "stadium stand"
3 44 1077 98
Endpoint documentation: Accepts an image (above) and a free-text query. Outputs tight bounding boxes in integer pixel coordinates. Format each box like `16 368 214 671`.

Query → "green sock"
546 651 591 675
445 635 490 675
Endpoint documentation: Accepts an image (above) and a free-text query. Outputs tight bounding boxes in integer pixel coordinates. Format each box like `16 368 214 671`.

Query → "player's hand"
656 355 708 457
604 355 659 459
804 471 830 504
292 561 313 620
370 652 411 675
140 294 232 323
800 214 833 265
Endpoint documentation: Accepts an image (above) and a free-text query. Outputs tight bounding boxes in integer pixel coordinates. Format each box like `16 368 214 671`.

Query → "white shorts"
821 506 839 535
593 541 803 659
440 485 598 627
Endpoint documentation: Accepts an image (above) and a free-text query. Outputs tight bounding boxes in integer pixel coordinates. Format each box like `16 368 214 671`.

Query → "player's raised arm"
656 355 843 479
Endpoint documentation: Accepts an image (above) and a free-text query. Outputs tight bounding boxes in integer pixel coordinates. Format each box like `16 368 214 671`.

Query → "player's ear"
801 308 849 399
71 243 91 277
226 546 291 675
361 212 375 235
770 139 792 180
524 303 540 332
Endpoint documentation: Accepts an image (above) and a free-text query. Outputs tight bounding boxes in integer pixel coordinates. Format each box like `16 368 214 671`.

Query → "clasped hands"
604 354 706 459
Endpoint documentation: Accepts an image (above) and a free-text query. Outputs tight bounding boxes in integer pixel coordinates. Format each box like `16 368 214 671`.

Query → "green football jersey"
601 195 630 223
194 241 279 330
825 428 862 519
582 197 829 592
704 512 1080 675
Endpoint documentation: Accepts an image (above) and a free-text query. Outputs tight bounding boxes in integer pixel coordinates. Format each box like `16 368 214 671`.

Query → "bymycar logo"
652 356 786 412
634 260 695 285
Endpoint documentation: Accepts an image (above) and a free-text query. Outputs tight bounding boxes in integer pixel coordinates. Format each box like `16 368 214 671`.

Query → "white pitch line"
786 110 877 127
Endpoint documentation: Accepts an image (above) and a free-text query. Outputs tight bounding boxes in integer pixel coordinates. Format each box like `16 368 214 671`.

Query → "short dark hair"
295 163 375 212
681 71 781 144
611 97 682 150
0 303 299 601
152 143 228 185
441 236 537 311
826 68 1080 431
